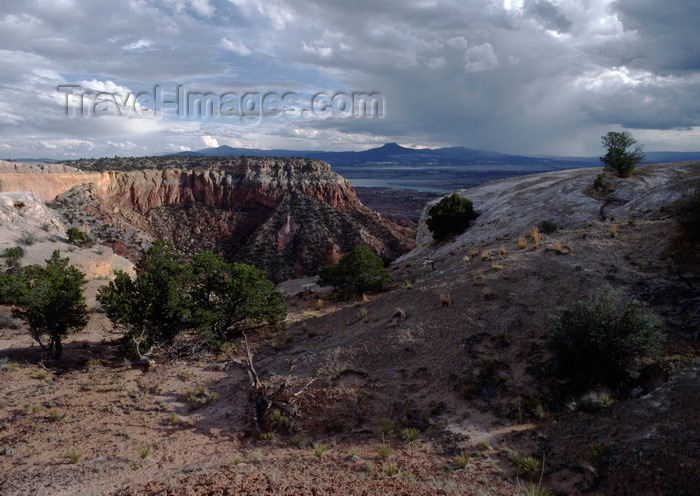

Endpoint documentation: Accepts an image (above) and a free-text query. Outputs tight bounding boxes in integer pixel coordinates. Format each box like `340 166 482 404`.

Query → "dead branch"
292 378 318 398
242 332 262 390
236 333 316 434
131 329 161 370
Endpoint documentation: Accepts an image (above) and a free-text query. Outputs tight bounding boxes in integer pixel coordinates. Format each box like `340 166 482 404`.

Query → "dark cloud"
611 0 700 73
522 0 573 33
0 0 698 158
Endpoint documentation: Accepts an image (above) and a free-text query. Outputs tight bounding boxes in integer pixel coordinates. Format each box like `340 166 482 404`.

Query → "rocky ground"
0 162 698 495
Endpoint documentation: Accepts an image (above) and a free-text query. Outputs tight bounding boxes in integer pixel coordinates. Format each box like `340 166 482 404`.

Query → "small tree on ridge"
600 131 645 177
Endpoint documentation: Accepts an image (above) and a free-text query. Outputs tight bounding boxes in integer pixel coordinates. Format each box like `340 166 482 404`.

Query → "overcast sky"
1 0 699 158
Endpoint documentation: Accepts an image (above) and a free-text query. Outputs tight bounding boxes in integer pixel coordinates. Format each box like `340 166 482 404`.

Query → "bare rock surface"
406 161 699 264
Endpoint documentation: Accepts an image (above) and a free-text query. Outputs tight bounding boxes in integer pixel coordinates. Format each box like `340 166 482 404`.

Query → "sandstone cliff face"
1 158 414 280
94 158 358 214
0 161 102 201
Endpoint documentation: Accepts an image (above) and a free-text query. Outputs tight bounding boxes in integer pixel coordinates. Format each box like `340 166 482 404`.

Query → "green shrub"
313 443 330 458
383 464 398 477
184 386 218 410
3 246 25 264
9 251 88 359
66 227 94 247
318 246 390 294
455 450 471 469
376 443 391 459
521 482 553 496
97 241 285 353
537 219 558 235
549 287 664 389
402 427 419 444
69 448 82 464
592 172 606 190
1 248 25 295
426 193 478 242
513 456 540 478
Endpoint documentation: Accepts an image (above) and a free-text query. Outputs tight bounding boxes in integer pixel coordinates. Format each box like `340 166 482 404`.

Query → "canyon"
0 159 414 281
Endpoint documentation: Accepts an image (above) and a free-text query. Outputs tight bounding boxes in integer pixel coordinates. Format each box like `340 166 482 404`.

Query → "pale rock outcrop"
0 161 102 201
0 192 135 306
404 161 700 264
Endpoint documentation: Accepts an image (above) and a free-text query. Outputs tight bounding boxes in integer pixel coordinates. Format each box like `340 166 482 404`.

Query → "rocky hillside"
0 191 134 307
0 159 414 281
0 162 697 496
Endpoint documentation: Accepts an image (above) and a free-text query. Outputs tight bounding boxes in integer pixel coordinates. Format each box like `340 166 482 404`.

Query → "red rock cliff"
2 158 414 280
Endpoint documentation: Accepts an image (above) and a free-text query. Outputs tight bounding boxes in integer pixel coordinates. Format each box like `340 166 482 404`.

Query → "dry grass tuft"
470 247 479 257
360 307 369 323
392 307 406 320
530 227 540 248
482 287 496 300
480 250 490 261
517 236 527 250
554 241 563 255
473 271 485 286
499 244 506 256
439 293 452 308
610 223 618 238
462 254 470 264
491 264 504 271
405 280 412 289
314 298 324 311
362 293 369 303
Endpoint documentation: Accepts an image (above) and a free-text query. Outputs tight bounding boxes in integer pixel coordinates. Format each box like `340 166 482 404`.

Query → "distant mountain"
642 151 700 163
171 143 700 166
169 142 597 168
4 158 60 163
165 143 700 192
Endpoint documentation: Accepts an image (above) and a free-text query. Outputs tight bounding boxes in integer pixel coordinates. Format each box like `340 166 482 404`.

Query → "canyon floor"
1 163 698 495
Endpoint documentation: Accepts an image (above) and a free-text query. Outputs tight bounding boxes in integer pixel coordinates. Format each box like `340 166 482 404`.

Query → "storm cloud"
0 0 698 158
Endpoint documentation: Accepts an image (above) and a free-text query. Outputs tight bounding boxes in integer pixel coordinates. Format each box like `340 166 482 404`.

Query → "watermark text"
57 85 384 122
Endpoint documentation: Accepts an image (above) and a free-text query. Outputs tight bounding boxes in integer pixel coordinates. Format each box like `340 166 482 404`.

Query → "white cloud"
463 43 499 73
122 39 154 51
221 38 251 56
201 135 219 148
426 57 446 69
446 36 469 50
163 0 215 17
302 41 332 59
228 0 295 30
